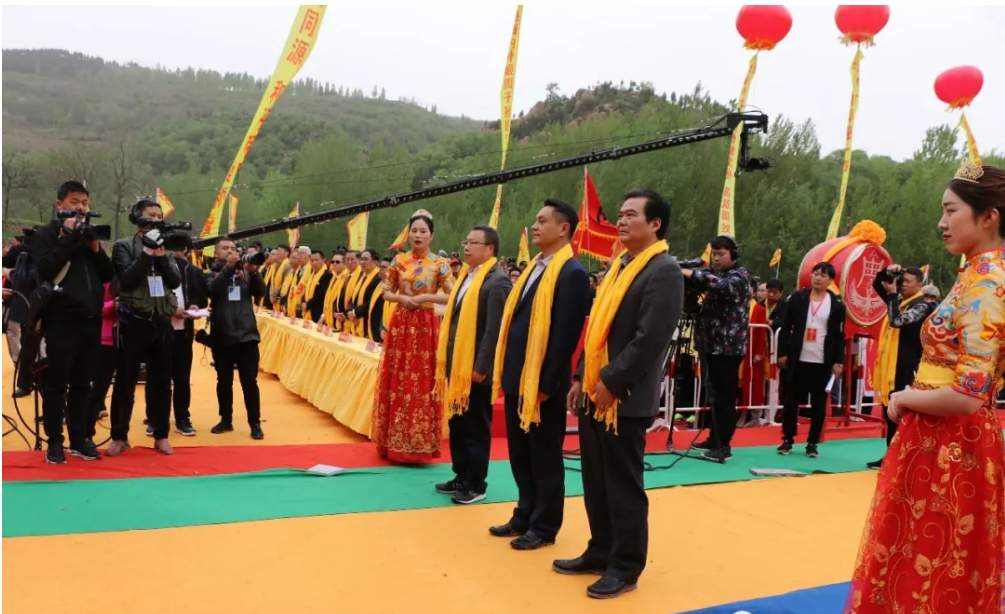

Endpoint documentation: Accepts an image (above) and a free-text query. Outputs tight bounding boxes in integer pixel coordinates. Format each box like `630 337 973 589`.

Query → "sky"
2 5 1003 161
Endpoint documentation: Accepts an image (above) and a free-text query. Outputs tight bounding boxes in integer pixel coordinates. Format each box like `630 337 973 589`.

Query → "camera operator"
206 238 266 440
680 235 752 462
107 199 182 457
867 265 931 469
31 180 114 464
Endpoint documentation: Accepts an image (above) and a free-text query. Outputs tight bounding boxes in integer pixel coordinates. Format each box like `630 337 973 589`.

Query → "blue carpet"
677 582 849 614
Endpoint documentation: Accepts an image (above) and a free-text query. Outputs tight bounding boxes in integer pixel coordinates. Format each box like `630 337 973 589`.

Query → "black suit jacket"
174 256 209 335
445 263 512 386
350 272 385 341
502 257 590 398
576 254 684 418
777 288 846 381
307 270 333 323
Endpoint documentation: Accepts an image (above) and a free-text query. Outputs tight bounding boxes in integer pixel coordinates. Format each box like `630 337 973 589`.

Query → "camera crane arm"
192 112 769 249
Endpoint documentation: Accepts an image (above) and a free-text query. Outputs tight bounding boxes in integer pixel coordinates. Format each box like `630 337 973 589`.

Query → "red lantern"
835 5 890 45
935 66 984 109
736 5 793 51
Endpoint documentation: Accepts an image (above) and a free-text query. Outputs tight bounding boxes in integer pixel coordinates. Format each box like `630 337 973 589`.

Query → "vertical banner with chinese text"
488 5 523 229
717 54 758 238
347 212 369 251
201 5 326 255
518 227 531 265
826 48 863 240
287 202 301 249
227 193 240 233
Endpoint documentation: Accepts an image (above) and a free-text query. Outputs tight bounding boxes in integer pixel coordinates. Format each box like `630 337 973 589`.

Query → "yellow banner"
488 5 523 229
959 112 983 167
827 48 863 240
769 248 781 268
388 222 409 251
700 243 711 266
156 188 175 219
518 227 531 264
287 202 300 249
347 212 369 251
717 54 758 238
201 5 326 254
227 193 239 234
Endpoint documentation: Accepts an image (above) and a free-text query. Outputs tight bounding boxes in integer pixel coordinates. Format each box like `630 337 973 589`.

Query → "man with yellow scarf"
267 245 292 310
321 250 348 330
488 198 590 551
303 250 332 323
282 247 309 317
434 226 512 505
333 250 363 332
346 249 386 341
867 264 931 470
558 189 683 600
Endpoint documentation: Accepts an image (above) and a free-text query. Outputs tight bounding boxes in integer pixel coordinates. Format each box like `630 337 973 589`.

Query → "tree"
546 82 561 101
106 133 148 240
913 125 960 163
2 149 35 218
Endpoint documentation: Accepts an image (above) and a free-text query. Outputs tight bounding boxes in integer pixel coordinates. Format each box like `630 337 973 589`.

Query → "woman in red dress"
846 163 1005 613
370 210 454 463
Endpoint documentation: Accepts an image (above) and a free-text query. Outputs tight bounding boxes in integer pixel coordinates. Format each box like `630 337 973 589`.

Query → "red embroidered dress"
370 249 453 463
846 249 1005 613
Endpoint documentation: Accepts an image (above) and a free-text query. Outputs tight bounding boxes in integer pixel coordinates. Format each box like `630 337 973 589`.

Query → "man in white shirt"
775 262 846 458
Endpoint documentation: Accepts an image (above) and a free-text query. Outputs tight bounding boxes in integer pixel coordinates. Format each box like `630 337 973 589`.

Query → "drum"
798 237 892 336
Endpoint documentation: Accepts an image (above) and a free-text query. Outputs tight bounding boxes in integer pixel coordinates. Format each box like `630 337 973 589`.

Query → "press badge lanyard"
806 295 825 343
147 258 165 298
229 273 241 302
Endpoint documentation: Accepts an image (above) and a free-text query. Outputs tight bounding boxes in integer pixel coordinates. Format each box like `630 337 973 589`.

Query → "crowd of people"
3 162 1004 608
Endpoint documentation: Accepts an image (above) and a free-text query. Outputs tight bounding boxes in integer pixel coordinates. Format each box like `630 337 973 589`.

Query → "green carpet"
1 438 885 538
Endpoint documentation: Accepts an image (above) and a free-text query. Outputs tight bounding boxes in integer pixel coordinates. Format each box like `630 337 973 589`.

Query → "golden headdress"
954 159 984 184
411 209 433 220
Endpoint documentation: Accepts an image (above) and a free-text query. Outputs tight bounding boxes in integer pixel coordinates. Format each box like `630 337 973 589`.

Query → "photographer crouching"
680 235 752 462
107 199 183 457
205 238 267 440
31 180 114 464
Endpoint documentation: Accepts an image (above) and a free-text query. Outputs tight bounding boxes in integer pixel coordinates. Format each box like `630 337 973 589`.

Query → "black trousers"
86 343 118 438
782 361 831 445
448 382 493 494
579 406 653 582
171 329 194 425
110 318 174 441
701 354 743 448
504 392 567 540
212 341 261 426
41 318 101 448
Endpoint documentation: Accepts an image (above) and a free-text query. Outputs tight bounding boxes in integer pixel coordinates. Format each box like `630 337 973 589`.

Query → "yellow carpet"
2 471 874 614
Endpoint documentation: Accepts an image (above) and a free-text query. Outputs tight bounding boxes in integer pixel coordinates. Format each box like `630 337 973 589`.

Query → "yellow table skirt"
256 312 379 437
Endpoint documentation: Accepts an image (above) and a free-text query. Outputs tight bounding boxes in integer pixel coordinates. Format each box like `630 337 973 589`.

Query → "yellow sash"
492 244 575 432
352 268 379 337
367 277 384 341
339 267 363 331
583 241 668 432
302 267 326 321
284 267 306 317
872 292 923 406
435 258 498 418
322 271 347 329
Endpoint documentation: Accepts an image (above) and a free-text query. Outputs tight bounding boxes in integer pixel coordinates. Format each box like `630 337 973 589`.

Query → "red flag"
571 169 621 260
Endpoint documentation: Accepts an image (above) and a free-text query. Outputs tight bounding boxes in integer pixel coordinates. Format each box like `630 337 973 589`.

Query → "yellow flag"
156 188 175 219
201 5 326 255
717 54 757 238
287 202 300 249
518 227 531 264
488 5 523 229
921 264 930 282
388 222 409 251
347 212 369 251
769 248 781 268
227 193 239 233
827 48 864 240
701 243 712 266
958 114 982 268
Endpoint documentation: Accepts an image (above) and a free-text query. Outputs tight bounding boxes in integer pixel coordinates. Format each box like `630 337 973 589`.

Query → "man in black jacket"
31 180 114 464
207 238 267 440
107 199 182 457
490 199 591 550
436 226 512 505
776 262 846 458
560 189 684 599
304 249 332 323
681 235 752 462
764 278 787 331
867 264 931 469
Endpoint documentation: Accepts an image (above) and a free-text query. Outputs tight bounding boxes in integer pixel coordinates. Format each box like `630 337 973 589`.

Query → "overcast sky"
3 5 1002 161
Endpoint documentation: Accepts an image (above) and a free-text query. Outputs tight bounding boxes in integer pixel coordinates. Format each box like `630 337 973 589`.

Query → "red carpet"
2 421 883 482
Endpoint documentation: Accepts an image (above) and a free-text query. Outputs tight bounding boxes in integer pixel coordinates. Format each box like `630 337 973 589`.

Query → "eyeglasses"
462 240 490 247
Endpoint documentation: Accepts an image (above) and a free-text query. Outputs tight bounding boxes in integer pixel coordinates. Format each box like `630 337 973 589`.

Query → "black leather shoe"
489 522 525 538
510 530 555 551
552 557 606 576
587 575 638 599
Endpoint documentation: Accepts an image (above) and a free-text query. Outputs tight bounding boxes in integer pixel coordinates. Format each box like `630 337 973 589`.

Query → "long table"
256 313 380 437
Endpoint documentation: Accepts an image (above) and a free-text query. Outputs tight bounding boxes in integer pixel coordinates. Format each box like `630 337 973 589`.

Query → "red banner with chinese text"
201 5 326 254
572 169 620 261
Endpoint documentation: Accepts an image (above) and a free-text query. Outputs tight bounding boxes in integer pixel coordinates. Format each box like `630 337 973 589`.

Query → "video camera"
238 251 267 268
136 217 194 252
56 209 112 242
678 256 711 317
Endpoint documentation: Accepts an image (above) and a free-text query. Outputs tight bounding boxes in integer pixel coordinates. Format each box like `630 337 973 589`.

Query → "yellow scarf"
302 266 326 320
285 267 306 317
367 277 384 341
322 271 347 329
435 258 498 418
271 259 290 295
352 268 379 337
339 267 363 332
492 244 575 432
583 240 669 432
259 264 275 307
872 291 923 406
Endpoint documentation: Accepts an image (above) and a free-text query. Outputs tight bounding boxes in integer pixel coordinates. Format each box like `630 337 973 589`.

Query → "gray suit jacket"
446 263 513 386
577 253 684 418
